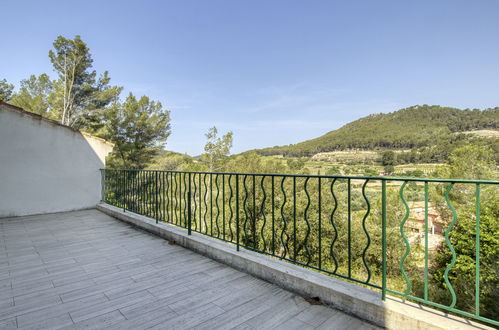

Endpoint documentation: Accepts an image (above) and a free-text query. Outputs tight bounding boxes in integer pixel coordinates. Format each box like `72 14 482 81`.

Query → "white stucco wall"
0 103 114 217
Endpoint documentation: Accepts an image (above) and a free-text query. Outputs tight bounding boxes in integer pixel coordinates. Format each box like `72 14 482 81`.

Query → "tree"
49 35 94 126
0 78 14 101
48 35 121 128
286 159 306 171
9 74 53 115
102 93 171 169
445 145 496 180
226 151 286 174
381 150 397 166
78 71 123 133
147 151 195 171
202 127 233 172
429 145 498 319
432 202 498 319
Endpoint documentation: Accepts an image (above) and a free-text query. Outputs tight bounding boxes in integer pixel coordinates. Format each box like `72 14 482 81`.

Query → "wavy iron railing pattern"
399 181 411 295
101 169 498 327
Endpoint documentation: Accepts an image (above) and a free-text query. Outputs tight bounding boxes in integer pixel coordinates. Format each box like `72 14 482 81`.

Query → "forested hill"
257 105 499 157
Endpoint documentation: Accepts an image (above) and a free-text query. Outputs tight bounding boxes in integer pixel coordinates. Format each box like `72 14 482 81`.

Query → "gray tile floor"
0 209 379 330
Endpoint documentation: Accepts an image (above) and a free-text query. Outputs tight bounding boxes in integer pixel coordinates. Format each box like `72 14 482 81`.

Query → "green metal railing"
101 169 498 326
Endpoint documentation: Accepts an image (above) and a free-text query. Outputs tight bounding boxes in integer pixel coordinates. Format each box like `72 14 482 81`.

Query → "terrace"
0 209 376 329
1 103 497 329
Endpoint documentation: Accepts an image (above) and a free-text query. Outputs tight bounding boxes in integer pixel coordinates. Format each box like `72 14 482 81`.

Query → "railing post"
318 177 322 270
381 179 387 301
100 169 106 202
424 181 429 300
155 171 159 224
271 176 275 255
293 176 297 260
188 172 192 235
347 178 351 279
210 174 213 236
253 175 257 249
475 183 481 316
236 174 240 251
122 170 126 212
222 175 226 239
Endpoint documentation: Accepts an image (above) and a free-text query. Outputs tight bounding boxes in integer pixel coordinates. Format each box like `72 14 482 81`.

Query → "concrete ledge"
97 203 491 330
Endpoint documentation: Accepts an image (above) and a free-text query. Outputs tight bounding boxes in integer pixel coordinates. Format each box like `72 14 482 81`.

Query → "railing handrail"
100 168 499 184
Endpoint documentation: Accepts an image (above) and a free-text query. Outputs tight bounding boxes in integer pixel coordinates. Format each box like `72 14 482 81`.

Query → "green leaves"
47 35 121 128
0 78 14 101
446 145 497 180
202 126 233 172
9 74 53 115
49 35 94 88
381 150 397 166
102 93 171 169
432 201 498 319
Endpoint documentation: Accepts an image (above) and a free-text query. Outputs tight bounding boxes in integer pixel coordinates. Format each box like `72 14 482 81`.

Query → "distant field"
458 130 499 138
310 149 412 164
305 160 442 177
262 154 444 177
311 150 380 163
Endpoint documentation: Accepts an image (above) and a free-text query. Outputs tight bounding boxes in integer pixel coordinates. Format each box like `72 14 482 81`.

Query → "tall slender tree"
49 35 94 126
48 35 121 128
203 126 233 171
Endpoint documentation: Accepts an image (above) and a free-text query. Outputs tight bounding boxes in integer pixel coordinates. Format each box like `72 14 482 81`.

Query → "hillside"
257 105 499 157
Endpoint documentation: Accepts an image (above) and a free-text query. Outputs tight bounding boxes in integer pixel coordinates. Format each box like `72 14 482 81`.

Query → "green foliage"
381 150 397 166
48 35 95 125
0 78 14 101
147 151 194 171
405 134 499 165
257 105 499 157
102 93 171 169
384 165 395 174
78 71 123 133
10 74 54 115
382 151 397 174
48 35 122 128
202 127 233 171
445 145 497 180
286 158 306 171
402 169 424 178
226 151 287 174
326 165 342 175
432 200 498 320
363 167 378 176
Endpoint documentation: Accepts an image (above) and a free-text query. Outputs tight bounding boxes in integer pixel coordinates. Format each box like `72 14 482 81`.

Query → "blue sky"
2 0 499 155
